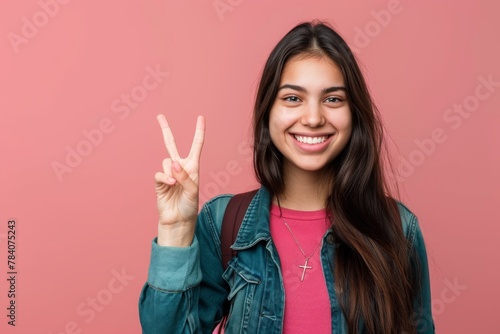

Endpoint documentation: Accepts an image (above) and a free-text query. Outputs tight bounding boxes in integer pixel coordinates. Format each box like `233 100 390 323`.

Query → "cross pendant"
298 259 312 281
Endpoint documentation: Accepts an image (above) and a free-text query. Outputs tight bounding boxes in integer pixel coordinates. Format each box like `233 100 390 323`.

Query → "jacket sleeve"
398 203 435 333
138 196 231 334
411 218 435 333
138 237 202 333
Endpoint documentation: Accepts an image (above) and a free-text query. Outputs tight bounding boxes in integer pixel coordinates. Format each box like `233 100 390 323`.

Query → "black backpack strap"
220 189 259 271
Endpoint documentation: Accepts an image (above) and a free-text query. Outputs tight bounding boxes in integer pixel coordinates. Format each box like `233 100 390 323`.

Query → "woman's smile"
290 133 333 152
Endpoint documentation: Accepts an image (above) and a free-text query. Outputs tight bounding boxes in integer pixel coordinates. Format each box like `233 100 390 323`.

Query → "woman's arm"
410 217 435 333
398 202 435 333
138 237 202 333
139 196 231 334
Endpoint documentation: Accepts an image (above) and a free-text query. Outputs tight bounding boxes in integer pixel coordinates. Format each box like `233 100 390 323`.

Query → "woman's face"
269 55 352 175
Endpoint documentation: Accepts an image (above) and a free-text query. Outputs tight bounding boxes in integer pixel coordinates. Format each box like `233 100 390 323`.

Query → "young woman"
139 21 434 334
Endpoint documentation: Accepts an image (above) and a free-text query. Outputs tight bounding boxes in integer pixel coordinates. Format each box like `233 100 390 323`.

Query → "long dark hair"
253 21 420 333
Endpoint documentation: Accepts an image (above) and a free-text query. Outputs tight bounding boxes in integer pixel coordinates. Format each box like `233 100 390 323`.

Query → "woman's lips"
290 133 333 152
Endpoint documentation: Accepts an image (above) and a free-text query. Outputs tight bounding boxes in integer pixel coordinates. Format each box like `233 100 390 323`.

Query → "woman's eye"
325 97 343 103
284 96 300 102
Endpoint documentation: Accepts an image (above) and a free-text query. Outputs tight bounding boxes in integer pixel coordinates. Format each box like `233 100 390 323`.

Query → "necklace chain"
281 216 329 281
282 218 323 260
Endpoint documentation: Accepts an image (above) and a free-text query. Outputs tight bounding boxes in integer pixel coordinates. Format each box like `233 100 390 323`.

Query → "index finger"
188 115 205 161
157 114 180 160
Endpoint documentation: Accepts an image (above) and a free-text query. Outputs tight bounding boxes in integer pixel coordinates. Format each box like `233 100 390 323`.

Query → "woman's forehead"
279 56 345 88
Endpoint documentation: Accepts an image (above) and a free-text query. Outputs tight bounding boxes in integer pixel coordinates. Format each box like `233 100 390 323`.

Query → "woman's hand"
154 114 205 247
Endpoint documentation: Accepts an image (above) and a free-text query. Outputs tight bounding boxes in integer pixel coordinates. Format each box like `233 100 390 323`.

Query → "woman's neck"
272 165 330 211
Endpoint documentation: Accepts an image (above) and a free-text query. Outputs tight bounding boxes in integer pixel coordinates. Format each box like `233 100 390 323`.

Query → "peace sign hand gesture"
154 114 205 247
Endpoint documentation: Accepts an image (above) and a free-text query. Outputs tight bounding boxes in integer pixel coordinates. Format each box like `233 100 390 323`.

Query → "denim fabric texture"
139 186 435 333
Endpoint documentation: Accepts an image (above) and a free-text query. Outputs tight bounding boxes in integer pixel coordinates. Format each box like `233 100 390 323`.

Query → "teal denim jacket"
139 186 435 333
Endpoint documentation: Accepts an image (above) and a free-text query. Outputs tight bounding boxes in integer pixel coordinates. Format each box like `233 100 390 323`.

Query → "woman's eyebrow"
278 84 346 93
278 84 307 92
322 86 346 94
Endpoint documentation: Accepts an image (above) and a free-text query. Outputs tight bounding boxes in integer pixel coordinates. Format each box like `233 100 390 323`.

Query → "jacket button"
326 234 334 245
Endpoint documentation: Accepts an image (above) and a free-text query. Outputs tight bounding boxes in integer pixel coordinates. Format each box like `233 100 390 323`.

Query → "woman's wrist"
157 222 195 247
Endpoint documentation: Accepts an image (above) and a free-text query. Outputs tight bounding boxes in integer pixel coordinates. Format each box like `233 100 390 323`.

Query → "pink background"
1 1 499 333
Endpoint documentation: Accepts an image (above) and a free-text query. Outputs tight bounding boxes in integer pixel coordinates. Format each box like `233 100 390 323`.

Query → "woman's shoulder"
201 188 263 215
394 200 421 245
200 194 234 218
199 188 263 229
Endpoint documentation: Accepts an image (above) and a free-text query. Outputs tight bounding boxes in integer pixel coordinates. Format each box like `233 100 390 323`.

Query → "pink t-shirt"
269 204 332 333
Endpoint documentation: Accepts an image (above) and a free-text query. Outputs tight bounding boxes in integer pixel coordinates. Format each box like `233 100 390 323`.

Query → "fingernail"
173 161 181 172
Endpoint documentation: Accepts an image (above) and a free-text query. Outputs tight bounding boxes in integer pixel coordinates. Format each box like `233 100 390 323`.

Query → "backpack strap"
220 189 259 271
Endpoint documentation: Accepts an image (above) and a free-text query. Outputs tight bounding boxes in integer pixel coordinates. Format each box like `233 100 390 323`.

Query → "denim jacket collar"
231 186 273 250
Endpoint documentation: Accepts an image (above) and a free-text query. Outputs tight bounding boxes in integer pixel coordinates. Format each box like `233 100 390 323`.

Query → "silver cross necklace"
282 217 328 282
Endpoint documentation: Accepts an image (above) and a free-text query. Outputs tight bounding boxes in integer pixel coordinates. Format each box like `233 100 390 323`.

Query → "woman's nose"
300 102 325 127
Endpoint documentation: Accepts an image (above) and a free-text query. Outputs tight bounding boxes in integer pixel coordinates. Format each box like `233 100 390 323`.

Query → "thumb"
171 160 197 196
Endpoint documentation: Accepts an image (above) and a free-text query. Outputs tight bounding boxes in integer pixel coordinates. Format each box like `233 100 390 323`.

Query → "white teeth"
294 135 328 144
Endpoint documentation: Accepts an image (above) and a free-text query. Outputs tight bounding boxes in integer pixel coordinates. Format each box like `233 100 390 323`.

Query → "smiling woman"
139 20 435 334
